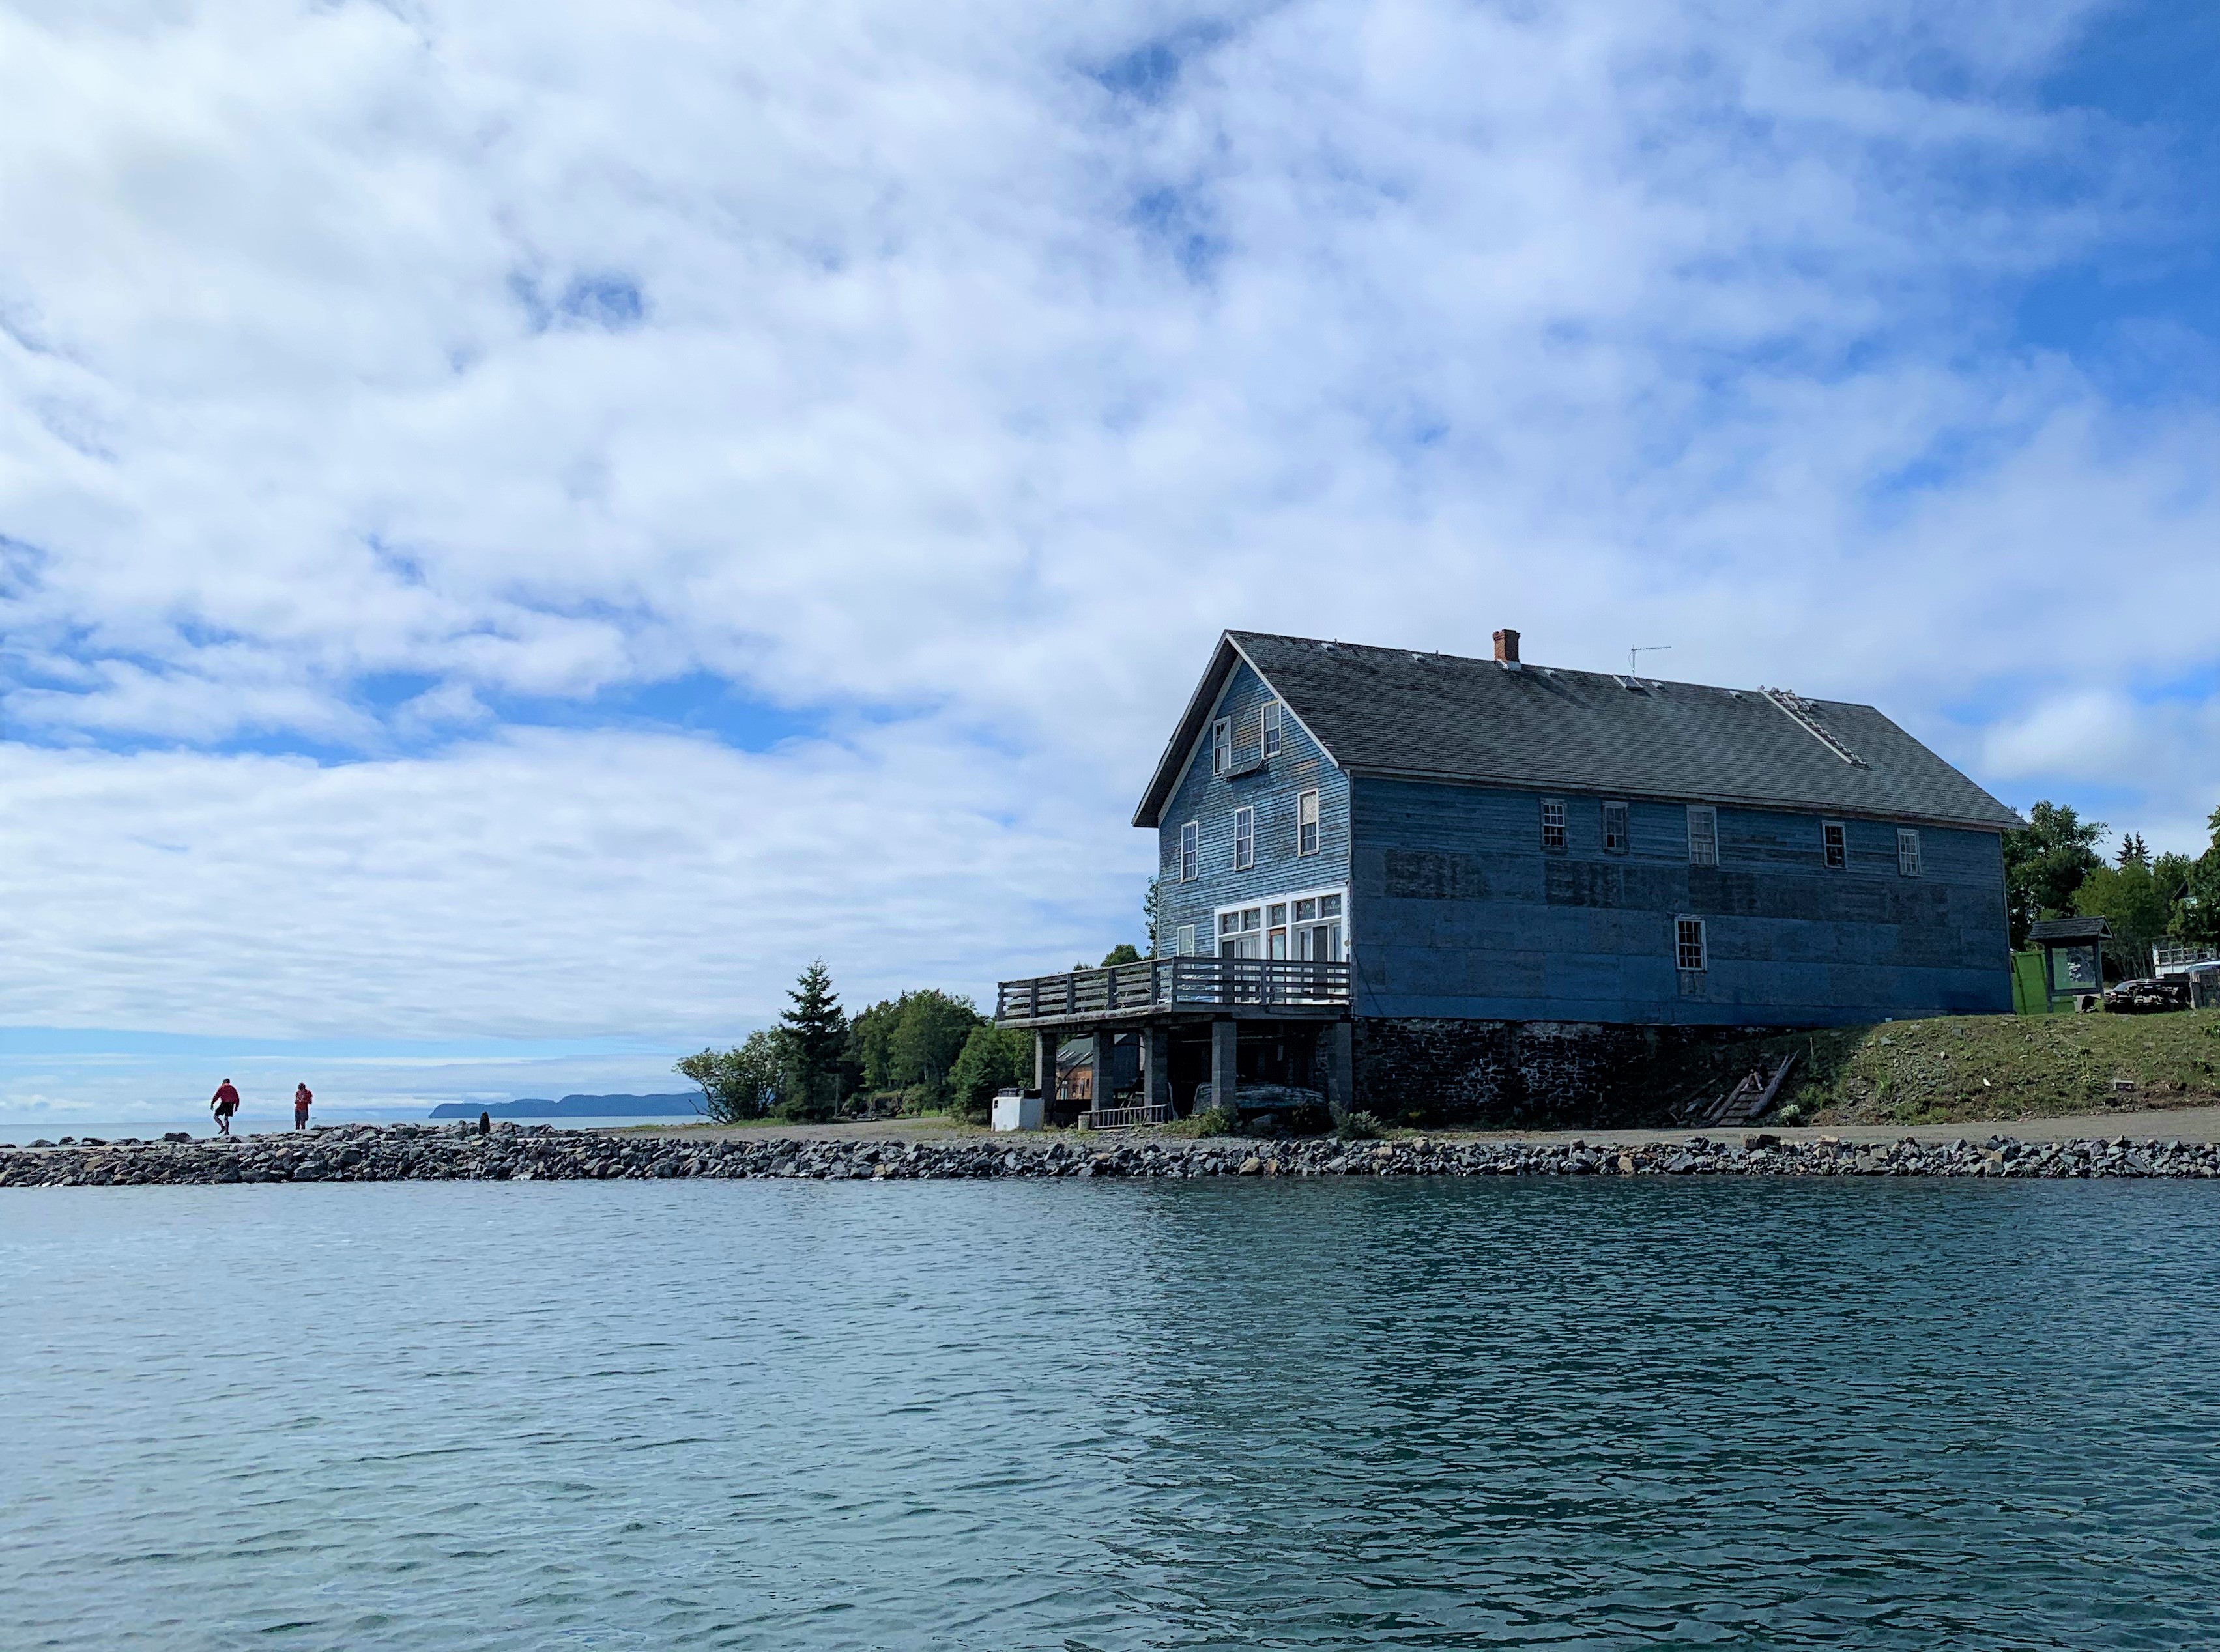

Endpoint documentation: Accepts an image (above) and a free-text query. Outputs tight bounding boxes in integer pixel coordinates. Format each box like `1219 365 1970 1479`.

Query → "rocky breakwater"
4 1122 2220 1187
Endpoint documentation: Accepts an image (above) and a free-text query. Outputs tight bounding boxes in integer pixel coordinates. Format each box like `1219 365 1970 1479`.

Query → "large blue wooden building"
998 629 2021 1124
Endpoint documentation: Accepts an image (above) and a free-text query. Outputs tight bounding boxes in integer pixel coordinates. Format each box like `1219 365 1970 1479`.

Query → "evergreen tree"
2178 805 2220 945
779 960 848 1117
1143 877 1162 955
1101 943 1142 966
2117 833 2151 870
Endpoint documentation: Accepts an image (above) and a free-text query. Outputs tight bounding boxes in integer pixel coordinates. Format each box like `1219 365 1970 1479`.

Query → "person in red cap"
294 1083 313 1132
210 1079 241 1136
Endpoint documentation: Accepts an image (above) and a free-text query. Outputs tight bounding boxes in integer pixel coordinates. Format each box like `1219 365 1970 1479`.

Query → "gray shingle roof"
2027 917 2111 943
1134 631 2023 831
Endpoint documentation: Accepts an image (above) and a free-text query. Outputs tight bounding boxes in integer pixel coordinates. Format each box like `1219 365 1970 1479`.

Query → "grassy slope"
1630 1009 2220 1128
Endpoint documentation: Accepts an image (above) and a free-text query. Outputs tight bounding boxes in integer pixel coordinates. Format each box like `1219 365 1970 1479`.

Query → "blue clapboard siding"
1348 778 2011 1026
1157 660 1351 951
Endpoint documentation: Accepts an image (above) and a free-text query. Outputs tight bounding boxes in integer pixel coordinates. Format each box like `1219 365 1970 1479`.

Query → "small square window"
1233 806 1255 870
1220 912 1239 937
1603 801 1628 854
1211 719 1232 776
1179 821 1199 882
1687 805 1718 867
1897 828 1922 877
1267 903 1287 926
1261 701 1284 758
1294 897 1318 922
1823 821 1846 869
1320 894 1342 919
1676 917 1707 972
1541 799 1567 851
1297 790 1320 856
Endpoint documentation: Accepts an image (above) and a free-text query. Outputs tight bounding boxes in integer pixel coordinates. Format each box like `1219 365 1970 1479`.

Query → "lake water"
5 1179 2218 1649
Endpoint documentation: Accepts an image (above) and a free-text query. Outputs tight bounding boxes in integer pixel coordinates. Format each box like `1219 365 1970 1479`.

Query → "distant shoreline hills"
428 1093 706 1120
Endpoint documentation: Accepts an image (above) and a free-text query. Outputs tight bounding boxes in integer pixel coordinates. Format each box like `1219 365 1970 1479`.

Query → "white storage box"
990 1090 1044 1132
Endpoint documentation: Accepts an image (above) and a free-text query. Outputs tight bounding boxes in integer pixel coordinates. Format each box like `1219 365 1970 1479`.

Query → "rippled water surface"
6 1179 2219 1649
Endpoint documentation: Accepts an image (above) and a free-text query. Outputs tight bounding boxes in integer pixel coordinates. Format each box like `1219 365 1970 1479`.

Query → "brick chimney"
1492 628 1520 664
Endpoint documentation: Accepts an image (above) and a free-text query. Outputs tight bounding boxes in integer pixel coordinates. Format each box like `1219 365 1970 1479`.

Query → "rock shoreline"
5 1122 2219 1186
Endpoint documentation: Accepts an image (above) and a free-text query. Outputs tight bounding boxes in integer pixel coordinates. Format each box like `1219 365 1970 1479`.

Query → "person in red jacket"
294 1083 313 1131
210 1079 241 1135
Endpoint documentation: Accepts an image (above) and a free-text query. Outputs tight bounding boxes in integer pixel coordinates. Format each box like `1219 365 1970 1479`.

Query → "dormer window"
1211 718 1232 776
1261 701 1284 758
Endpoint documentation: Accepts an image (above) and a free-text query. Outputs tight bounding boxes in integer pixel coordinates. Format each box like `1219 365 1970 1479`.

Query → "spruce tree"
779 959 848 1116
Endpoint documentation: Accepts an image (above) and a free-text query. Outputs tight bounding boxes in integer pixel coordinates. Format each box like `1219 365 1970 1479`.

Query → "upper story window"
1233 806 1256 870
1687 805 1719 867
1676 917 1708 972
1602 801 1628 855
1211 718 1232 776
1297 790 1320 857
1261 701 1284 758
1179 821 1199 882
1540 799 1567 851
1896 828 1922 877
1823 821 1847 869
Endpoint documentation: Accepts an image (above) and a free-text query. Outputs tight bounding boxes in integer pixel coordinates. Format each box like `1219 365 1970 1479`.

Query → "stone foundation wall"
1353 1017 1768 1128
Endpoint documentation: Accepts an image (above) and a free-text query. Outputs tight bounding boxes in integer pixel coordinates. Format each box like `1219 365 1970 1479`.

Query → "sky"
2 0 2217 1124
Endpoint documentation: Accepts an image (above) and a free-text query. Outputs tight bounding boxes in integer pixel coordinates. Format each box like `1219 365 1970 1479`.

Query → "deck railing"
995 957 1351 1024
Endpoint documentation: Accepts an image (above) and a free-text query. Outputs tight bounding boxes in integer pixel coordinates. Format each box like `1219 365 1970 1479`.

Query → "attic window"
1261 701 1283 758
1540 799 1567 851
1823 821 1846 869
1897 828 1922 877
1603 802 1628 854
1211 718 1232 776
1687 805 1718 867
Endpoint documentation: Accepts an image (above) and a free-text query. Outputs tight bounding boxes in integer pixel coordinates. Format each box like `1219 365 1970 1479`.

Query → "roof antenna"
1629 644 1671 679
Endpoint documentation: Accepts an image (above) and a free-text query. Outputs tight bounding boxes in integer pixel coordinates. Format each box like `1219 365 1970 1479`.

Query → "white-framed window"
1541 798 1567 851
1297 790 1320 856
1218 905 1263 958
1237 888 1344 963
1261 700 1284 758
1233 806 1255 870
1176 924 1196 957
1823 821 1846 869
1211 718 1232 776
1179 821 1199 882
1675 917 1707 972
1602 801 1628 855
1687 805 1718 868
1897 827 1922 877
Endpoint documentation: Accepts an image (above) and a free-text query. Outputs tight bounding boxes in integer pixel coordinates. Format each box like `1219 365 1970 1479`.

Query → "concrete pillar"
1142 1026 1170 1115
1325 1020 1355 1122
1209 1018 1239 1118
1035 1029 1057 1104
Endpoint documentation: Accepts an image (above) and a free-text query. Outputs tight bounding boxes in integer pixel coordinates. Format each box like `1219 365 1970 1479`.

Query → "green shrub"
1164 1104 1237 1138
1335 1110 1385 1141
1284 1100 1333 1135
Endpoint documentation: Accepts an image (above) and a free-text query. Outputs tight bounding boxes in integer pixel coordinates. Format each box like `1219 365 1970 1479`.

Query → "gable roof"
1134 631 2023 832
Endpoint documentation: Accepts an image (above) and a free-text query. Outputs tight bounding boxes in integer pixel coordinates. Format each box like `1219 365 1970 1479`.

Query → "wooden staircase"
1691 1051 1799 1127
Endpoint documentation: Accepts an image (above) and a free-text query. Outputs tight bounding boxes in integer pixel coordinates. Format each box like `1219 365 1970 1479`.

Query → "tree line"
676 947 1136 1125
2006 800 2220 976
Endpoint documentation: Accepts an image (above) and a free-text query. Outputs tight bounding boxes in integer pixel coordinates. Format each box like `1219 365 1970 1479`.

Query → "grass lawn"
1636 1009 2220 1128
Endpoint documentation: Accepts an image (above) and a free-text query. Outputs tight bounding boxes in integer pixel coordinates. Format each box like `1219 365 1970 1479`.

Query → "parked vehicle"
2102 978 2191 1014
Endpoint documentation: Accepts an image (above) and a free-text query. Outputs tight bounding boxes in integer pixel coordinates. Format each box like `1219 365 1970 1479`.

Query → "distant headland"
428 1093 705 1120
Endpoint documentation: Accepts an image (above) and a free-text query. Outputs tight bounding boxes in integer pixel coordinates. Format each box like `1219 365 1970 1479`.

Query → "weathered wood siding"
1157 660 1351 952
1349 778 2011 1025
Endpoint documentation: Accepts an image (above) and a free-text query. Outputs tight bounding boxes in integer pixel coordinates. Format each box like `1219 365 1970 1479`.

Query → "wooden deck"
995 958 1352 1028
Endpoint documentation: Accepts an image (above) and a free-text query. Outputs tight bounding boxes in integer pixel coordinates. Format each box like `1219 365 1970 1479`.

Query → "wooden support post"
1209 1018 1238 1119
1142 1026 1170 1115
1325 1020 1355 1122
1091 1027 1116 1116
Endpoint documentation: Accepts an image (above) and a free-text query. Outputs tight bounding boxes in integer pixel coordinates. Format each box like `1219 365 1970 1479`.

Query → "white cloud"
1 0 2217 1072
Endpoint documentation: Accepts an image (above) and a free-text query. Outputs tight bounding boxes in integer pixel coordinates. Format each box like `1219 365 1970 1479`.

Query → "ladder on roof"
1763 688 1869 768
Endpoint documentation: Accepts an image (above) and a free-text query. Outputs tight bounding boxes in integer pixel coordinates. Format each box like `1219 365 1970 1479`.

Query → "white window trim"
1216 885 1348 958
1211 717 1233 776
1602 801 1628 855
1296 789 1321 857
1687 805 1719 868
1540 797 1568 851
1675 915 1708 972
1897 827 1922 877
1175 924 1196 957
1261 700 1284 758
1233 805 1255 870
1179 820 1200 883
